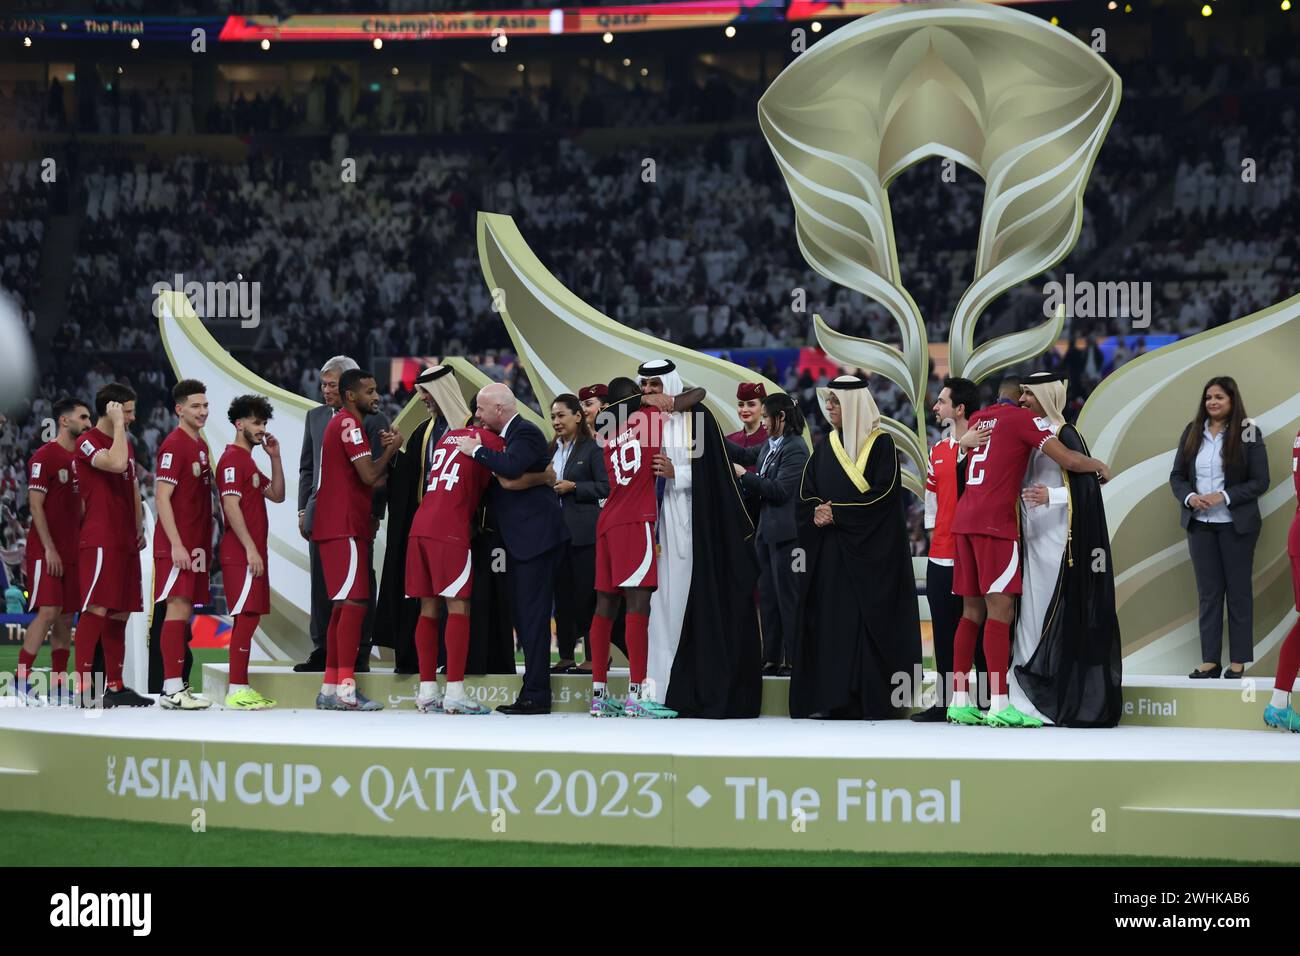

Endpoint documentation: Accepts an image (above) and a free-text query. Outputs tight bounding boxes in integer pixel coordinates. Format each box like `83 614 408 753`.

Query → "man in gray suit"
295 355 390 672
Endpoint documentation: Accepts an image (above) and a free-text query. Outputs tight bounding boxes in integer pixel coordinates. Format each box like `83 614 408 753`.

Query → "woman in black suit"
548 393 612 674
1169 376 1270 679
726 393 811 676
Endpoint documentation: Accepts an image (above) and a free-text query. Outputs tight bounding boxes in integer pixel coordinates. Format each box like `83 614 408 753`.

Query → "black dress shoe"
776 665 793 677
496 698 552 715
1223 666 1247 679
293 649 327 673
550 660 576 674
910 704 948 722
761 662 781 677
1189 664 1222 679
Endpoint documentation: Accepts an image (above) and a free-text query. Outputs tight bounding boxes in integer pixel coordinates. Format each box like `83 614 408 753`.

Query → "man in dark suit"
726 393 810 676
456 383 568 713
295 355 390 673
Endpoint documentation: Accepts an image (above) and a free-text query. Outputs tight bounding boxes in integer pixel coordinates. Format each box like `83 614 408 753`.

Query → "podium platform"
201 664 1291 731
0 671 1296 861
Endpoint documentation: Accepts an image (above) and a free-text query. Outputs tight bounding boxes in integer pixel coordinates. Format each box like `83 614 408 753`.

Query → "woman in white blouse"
1169 377 1270 679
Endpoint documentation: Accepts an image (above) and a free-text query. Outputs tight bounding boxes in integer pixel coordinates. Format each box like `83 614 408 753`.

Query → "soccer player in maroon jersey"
153 379 216 710
216 394 285 711
586 376 677 718
312 368 400 711
74 382 152 708
17 396 91 705
405 413 505 715
1264 428 1300 731
948 382 1110 727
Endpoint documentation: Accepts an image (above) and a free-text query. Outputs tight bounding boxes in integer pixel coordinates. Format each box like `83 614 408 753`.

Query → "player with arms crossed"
587 376 677 718
313 368 400 711
217 395 285 710
948 394 1110 727
74 383 152 707
154 379 217 710
405 389 505 716
18 396 91 705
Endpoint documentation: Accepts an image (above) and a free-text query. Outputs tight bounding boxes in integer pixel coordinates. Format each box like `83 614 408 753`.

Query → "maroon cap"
737 382 767 401
578 384 609 402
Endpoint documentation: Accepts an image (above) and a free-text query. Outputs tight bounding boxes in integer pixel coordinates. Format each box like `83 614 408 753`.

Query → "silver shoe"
336 689 383 712
315 691 340 710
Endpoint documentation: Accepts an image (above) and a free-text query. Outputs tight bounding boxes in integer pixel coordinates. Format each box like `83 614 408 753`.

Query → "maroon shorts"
79 546 143 613
222 559 271 616
953 532 1021 596
595 521 658 594
318 537 369 601
405 536 473 600
154 555 211 605
24 554 79 614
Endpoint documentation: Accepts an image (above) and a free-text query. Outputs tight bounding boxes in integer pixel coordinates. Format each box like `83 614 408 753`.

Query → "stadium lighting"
1125 3 1133 11
260 39 270 51
1201 3 1212 14
517 63 525 72
640 67 648 76
391 67 399 76
130 37 140 50
373 37 383 50
602 31 613 43
725 25 737 38
1283 0 1292 11
117 66 123 74
622 57 631 66
22 36 31 47
1107 1 1116 8
811 21 822 32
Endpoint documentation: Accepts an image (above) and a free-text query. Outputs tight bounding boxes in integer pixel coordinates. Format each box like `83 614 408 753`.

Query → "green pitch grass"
0 811 1250 867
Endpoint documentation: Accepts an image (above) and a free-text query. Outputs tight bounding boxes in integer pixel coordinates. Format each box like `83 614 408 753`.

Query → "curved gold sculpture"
759 1 1120 491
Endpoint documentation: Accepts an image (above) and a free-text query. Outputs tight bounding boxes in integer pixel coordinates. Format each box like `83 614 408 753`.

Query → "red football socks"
415 614 439 682
102 617 126 691
17 648 35 682
74 612 105 683
324 604 342 686
951 616 980 695
445 613 470 683
983 618 1011 700
1276 619 1300 699
589 613 614 683
335 604 367 687
229 614 259 686
51 648 69 676
161 619 187 681
625 612 649 686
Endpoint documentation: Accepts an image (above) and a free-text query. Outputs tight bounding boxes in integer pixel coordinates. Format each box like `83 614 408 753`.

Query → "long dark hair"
549 393 592 454
763 393 805 437
1181 376 1248 470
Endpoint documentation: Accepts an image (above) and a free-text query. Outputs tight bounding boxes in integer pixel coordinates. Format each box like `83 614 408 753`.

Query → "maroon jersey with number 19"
596 404 662 535
951 405 1055 541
